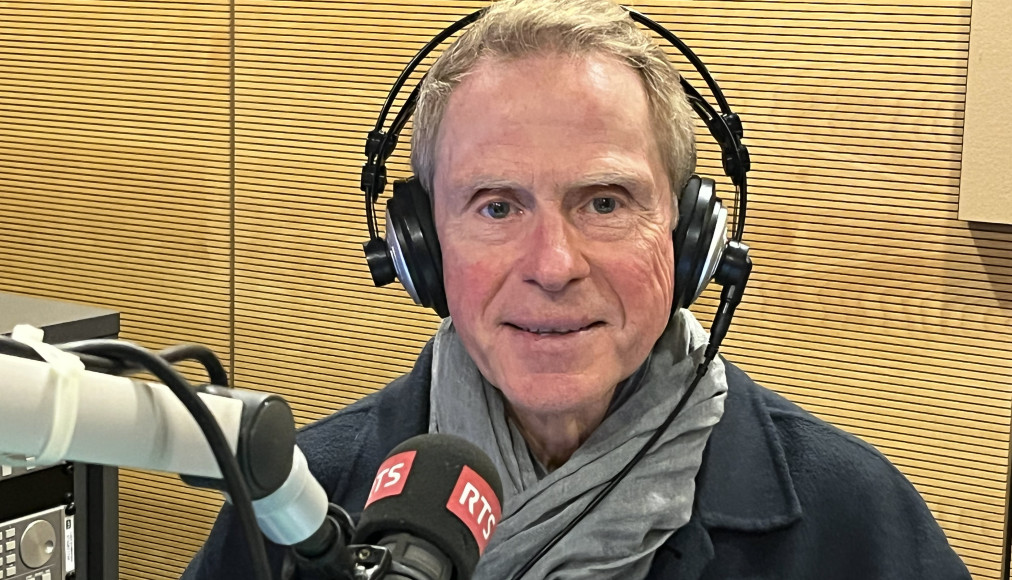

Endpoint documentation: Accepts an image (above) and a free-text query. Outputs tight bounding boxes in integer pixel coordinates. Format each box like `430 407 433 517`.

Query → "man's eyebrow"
447 176 525 195
449 176 530 203
566 171 651 193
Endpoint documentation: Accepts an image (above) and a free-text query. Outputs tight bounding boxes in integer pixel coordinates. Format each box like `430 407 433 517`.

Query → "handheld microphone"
352 434 504 580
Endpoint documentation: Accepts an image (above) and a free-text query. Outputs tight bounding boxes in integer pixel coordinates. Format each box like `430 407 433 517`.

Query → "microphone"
352 434 504 580
0 349 329 547
1 333 503 580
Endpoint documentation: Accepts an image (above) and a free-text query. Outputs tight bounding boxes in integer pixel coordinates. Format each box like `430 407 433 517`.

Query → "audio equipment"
1 333 507 580
0 292 119 580
352 434 504 580
0 505 72 580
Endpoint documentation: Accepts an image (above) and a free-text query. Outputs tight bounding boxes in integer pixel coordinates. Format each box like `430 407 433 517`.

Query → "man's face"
432 52 676 420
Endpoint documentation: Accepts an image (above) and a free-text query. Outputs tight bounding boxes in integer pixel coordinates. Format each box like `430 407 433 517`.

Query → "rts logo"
364 450 417 508
446 466 501 554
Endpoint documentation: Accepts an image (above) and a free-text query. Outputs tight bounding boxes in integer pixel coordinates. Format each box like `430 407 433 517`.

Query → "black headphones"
360 6 752 359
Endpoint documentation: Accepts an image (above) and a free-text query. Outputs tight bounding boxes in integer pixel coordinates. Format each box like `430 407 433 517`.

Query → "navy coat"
183 343 970 579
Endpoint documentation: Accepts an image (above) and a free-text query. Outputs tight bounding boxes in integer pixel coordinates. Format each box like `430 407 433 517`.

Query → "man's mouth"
505 321 604 335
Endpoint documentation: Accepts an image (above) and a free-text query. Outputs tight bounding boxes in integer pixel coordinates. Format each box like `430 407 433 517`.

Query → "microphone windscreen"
352 433 504 578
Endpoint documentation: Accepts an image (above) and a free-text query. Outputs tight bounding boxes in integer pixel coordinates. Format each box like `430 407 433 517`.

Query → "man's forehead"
431 49 668 201
451 51 646 120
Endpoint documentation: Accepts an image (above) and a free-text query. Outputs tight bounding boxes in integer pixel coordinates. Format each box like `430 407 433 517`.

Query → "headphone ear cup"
673 176 720 310
673 176 702 310
386 178 449 318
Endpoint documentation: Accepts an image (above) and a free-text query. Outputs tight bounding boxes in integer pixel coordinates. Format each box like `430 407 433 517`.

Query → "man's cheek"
635 239 676 297
619 251 673 291
445 261 498 320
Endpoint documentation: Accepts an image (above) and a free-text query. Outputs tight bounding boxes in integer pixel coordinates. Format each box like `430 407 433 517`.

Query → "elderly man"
185 0 969 578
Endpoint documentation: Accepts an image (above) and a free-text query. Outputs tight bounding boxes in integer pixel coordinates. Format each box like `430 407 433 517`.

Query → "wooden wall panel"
959 0 1012 223
1 1 1010 579
0 3 231 579
232 0 475 426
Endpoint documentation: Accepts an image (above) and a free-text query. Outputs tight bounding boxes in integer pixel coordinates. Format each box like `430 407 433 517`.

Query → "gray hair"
410 0 697 205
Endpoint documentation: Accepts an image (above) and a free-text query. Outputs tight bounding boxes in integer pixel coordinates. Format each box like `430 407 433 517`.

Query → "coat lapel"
646 359 802 579
649 516 714 579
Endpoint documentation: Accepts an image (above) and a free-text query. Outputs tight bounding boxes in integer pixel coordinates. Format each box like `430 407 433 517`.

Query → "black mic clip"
704 240 752 363
292 505 448 580
361 129 399 200
291 504 359 580
352 533 454 580
338 538 449 578
346 544 394 580
361 161 388 201
346 536 454 580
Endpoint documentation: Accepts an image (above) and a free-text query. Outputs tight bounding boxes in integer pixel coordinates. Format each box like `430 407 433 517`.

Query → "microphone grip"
375 533 454 580
290 504 357 580
291 523 454 580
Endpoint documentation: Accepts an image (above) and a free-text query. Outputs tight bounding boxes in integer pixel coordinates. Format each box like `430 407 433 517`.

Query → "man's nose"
520 212 591 292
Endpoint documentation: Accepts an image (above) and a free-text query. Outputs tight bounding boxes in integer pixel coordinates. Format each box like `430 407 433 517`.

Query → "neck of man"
506 389 615 472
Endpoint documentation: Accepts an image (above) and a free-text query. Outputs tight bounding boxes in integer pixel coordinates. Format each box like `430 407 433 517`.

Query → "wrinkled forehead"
432 51 667 195
439 50 651 132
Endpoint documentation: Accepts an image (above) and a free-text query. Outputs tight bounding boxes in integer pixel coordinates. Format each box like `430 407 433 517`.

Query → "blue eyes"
480 201 512 219
591 197 616 214
479 198 617 219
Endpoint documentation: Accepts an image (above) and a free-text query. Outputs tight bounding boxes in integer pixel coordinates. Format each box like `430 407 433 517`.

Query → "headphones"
360 6 752 358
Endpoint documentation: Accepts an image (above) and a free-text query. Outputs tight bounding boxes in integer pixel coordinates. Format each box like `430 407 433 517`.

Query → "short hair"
410 0 697 205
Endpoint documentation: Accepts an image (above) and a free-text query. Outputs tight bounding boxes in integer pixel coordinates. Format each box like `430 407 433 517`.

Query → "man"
185 0 970 578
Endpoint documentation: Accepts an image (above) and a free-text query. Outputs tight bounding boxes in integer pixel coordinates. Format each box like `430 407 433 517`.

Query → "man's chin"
492 372 620 417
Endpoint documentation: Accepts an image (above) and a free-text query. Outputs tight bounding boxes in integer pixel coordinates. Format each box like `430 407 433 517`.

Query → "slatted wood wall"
1 1 1009 579
0 1 234 576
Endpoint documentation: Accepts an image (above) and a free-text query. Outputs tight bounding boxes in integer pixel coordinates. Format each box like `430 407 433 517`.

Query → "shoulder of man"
296 341 434 509
180 341 434 580
686 359 969 579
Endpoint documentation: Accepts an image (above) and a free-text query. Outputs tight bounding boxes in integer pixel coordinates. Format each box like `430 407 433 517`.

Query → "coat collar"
694 358 802 531
649 358 802 579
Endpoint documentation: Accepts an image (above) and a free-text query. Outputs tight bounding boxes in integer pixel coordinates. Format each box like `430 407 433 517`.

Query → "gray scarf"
429 310 727 580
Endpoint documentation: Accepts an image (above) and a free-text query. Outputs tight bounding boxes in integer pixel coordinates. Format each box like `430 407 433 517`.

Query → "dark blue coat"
183 344 970 579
